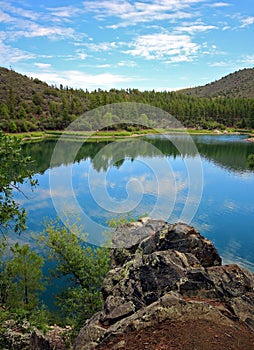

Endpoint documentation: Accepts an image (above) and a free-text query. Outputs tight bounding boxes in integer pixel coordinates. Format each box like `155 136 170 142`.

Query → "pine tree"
5 243 44 310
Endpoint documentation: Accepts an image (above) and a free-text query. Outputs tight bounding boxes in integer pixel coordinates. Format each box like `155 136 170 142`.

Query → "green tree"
0 132 37 235
32 93 43 106
0 103 10 121
61 107 71 127
49 101 59 117
138 113 150 128
8 120 17 133
5 243 44 311
103 112 113 130
0 241 48 349
249 101 254 128
0 239 9 304
0 103 10 131
18 106 27 120
38 220 110 328
7 87 15 118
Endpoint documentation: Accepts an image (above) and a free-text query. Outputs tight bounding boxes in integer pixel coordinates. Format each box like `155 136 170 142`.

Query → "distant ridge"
178 67 254 98
1 66 254 132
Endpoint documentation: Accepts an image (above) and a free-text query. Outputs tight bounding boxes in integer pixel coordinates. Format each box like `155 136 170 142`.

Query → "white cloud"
0 2 39 20
165 55 194 63
124 33 200 61
0 40 35 64
107 11 193 29
241 55 254 65
96 64 112 68
46 6 80 19
208 61 229 67
91 60 137 69
0 32 6 41
175 24 217 34
208 2 231 7
83 0 135 19
117 60 137 67
83 0 202 27
78 53 87 60
11 22 76 39
0 9 13 22
23 69 134 90
34 62 51 69
0 3 80 41
75 41 117 52
240 16 254 28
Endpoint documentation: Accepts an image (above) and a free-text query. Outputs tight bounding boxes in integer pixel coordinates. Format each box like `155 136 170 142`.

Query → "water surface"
17 134 254 272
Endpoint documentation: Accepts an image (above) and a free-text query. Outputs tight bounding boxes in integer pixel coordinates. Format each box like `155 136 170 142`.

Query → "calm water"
16 134 254 272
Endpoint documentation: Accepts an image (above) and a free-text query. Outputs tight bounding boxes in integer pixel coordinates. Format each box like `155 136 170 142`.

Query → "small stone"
113 340 126 349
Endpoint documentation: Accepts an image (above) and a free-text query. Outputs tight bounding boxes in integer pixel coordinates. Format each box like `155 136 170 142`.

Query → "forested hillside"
179 68 254 99
1 66 254 132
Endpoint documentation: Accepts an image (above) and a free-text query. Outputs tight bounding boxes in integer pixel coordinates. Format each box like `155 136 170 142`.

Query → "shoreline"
6 128 253 142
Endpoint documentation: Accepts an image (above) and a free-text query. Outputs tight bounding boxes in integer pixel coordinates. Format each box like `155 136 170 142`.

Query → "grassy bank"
7 127 253 142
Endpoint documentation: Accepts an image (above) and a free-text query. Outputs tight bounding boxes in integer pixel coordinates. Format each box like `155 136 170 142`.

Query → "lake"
17 133 254 273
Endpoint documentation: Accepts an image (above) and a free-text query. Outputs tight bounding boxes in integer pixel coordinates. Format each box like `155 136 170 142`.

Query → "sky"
0 0 254 91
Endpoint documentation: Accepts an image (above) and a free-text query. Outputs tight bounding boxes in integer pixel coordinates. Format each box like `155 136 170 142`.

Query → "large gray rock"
74 219 254 350
101 250 202 316
111 220 222 268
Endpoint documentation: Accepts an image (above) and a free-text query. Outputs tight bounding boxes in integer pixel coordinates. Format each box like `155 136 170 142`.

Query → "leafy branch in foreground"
0 132 37 236
37 219 110 330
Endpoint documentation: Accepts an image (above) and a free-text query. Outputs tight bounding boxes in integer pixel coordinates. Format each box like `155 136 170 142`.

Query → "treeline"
1 67 254 132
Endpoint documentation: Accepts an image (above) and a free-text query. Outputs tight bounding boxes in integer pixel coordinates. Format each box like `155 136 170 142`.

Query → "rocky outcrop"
1 320 51 350
1 320 71 350
74 219 254 350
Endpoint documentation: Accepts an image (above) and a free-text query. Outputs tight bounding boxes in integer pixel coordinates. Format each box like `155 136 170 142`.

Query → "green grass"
7 131 46 139
7 127 252 143
231 128 254 134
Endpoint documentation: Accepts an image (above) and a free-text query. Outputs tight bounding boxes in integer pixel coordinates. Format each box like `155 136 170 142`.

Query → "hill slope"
179 67 254 98
0 66 64 113
1 66 254 132
0 66 89 131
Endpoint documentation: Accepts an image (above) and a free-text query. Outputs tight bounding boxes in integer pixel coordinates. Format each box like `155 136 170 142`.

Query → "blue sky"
0 0 253 91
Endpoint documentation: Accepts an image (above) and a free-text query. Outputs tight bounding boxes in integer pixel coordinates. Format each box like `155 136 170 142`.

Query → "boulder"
111 220 222 268
74 219 254 350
